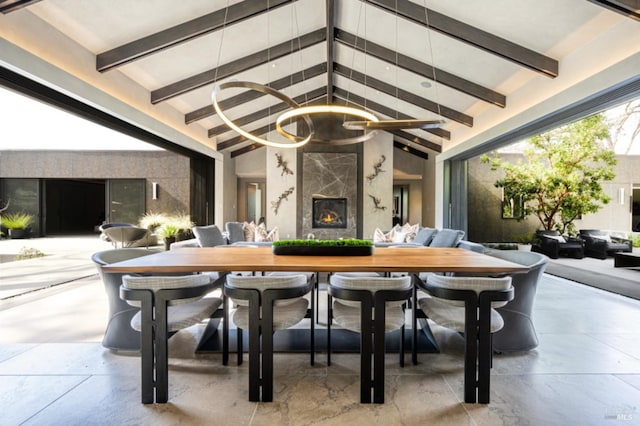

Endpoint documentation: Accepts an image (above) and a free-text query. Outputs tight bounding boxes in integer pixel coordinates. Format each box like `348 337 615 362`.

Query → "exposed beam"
364 0 558 78
334 63 473 127
151 29 325 104
185 63 327 124
326 0 335 101
96 0 294 72
216 89 327 150
230 142 264 158
0 0 41 14
391 130 440 154
394 141 429 160
334 86 446 148
586 0 640 21
335 28 505 108
208 86 327 137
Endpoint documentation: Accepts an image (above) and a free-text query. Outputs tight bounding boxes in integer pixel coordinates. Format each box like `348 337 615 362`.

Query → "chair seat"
130 296 222 332
332 301 406 333
232 297 308 331
418 296 504 333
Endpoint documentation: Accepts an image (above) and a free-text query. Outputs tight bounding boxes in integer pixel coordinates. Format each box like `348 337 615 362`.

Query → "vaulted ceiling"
1 0 639 159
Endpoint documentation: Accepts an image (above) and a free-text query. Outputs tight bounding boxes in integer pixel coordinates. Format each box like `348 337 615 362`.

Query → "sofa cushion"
429 228 465 247
192 225 226 247
373 227 396 243
414 227 438 246
399 223 420 242
242 221 256 242
255 225 279 242
225 222 245 243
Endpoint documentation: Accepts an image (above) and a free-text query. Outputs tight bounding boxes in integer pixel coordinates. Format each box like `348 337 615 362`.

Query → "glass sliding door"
107 179 145 225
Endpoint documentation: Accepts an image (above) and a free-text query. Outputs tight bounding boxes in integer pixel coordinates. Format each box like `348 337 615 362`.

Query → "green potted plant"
1 212 33 239
513 232 535 251
159 224 180 250
272 238 374 256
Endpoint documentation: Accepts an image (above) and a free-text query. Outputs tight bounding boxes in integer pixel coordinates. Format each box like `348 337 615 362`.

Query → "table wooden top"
102 246 529 275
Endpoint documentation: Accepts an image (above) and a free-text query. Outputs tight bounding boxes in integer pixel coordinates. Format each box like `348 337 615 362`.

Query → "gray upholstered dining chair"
91 248 161 351
327 274 413 403
224 274 314 402
485 250 547 353
417 274 513 403
120 274 223 404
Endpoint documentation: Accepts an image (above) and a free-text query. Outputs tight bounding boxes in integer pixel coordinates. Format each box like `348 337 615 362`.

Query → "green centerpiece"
272 239 374 256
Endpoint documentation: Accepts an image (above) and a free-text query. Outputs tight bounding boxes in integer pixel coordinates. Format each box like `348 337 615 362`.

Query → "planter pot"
517 244 532 251
273 245 374 256
163 237 176 251
8 228 29 239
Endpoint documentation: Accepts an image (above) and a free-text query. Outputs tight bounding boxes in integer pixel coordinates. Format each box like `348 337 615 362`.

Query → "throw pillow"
255 226 279 242
242 221 256 242
392 231 408 243
591 235 612 243
192 224 226 247
373 227 396 243
429 228 465 247
413 227 438 246
545 235 566 243
400 223 420 242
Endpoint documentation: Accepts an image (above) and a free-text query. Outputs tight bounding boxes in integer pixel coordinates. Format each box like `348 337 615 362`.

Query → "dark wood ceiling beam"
394 141 429 160
391 130 439 154
0 0 41 14
326 0 335 102
96 0 294 72
185 62 327 124
335 28 505 107
208 86 327 137
586 0 640 21
230 143 264 158
151 29 326 104
216 89 327 150
333 86 445 148
334 63 472 127
364 0 558 78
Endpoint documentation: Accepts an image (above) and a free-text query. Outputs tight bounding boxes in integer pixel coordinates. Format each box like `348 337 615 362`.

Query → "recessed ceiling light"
420 81 432 88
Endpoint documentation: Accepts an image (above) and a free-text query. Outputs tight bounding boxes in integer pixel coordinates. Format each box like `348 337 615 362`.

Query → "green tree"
481 114 617 234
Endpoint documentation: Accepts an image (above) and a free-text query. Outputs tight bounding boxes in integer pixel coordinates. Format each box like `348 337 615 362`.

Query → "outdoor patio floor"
1 236 639 425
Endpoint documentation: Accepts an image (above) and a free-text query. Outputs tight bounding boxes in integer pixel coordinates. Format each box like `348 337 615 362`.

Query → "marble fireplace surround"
300 150 360 239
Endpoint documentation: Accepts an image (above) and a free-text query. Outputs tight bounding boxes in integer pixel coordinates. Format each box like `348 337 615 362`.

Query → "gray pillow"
413 227 439 246
428 228 465 247
193 225 226 247
225 222 245 243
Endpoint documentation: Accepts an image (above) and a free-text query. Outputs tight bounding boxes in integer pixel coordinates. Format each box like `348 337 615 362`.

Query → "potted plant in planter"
1 212 33 239
159 224 180 250
513 232 535 251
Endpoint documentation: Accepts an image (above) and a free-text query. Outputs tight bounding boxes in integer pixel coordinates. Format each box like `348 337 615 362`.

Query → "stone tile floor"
1 237 639 425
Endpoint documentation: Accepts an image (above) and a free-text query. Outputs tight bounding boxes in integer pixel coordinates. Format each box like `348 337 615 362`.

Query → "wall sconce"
152 182 158 200
618 187 625 205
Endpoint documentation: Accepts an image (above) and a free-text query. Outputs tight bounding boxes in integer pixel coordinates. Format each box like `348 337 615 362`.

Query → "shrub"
15 247 45 260
1 212 33 230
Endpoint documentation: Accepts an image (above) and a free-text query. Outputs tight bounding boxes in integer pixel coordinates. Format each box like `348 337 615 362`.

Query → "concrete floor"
1 237 640 425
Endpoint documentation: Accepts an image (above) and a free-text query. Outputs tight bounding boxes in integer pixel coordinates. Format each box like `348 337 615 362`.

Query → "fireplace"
313 198 347 228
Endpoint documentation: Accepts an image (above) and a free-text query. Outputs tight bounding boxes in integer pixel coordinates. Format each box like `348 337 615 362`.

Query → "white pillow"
592 234 612 242
373 228 396 243
243 221 256 242
400 223 420 243
392 231 408 243
255 226 279 242
545 235 566 243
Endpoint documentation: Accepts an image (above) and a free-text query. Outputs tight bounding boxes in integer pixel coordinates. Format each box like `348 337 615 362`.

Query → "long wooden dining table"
103 244 528 355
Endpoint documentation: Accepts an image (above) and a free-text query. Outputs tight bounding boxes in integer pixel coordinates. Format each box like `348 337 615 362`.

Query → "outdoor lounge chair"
579 229 633 259
532 230 584 259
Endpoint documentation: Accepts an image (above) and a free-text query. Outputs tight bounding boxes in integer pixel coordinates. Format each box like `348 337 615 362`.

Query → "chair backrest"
485 250 547 312
192 224 226 247
426 274 512 308
122 274 210 306
225 222 246 244
92 248 160 266
329 275 412 307
225 274 308 306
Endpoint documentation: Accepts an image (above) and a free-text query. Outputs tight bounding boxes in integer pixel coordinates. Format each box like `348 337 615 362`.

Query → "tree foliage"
481 114 617 234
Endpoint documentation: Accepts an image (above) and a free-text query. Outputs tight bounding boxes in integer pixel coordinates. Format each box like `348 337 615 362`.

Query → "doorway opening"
45 179 105 235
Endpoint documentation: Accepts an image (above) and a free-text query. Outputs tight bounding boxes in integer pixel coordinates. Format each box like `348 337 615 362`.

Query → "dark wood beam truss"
394 141 429 160
185 62 327 124
151 29 325 104
586 0 640 21
335 28 505 107
96 0 294 72
0 0 41 14
326 0 335 102
334 63 472 127
364 0 559 78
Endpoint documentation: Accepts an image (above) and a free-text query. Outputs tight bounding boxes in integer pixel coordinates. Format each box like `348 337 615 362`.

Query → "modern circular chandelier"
276 105 380 145
211 81 314 149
